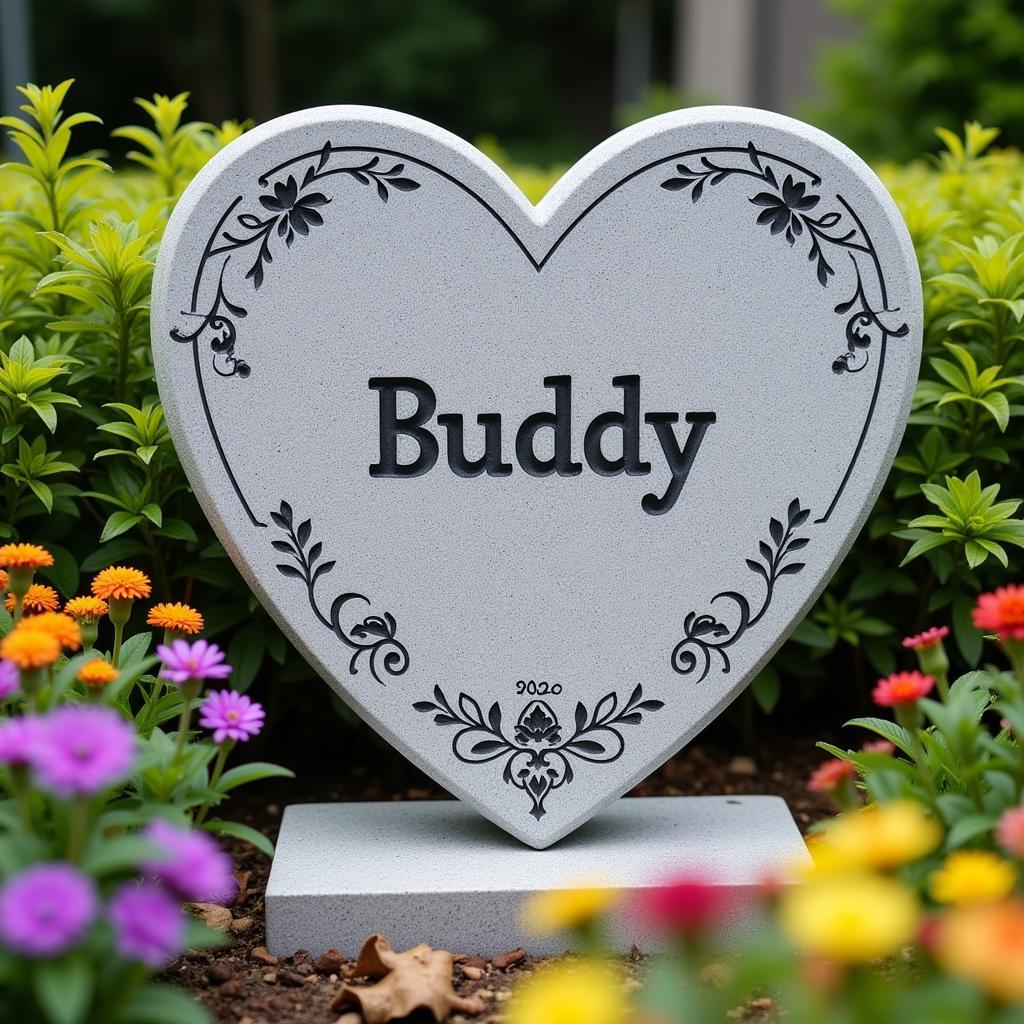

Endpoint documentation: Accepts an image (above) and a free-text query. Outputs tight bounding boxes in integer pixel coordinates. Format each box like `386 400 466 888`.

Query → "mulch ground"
165 732 837 1024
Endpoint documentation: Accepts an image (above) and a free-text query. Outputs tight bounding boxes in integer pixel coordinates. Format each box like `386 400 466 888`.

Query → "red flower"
974 586 1024 640
873 670 934 707
902 625 949 650
635 875 728 935
807 759 855 793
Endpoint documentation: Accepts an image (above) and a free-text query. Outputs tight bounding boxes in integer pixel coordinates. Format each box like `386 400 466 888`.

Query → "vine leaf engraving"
414 684 663 820
659 141 909 373
271 500 408 686
170 148 421 377
671 499 810 684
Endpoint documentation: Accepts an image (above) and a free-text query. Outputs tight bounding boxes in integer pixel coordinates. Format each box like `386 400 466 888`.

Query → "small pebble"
251 946 279 967
262 972 277 985
462 965 483 981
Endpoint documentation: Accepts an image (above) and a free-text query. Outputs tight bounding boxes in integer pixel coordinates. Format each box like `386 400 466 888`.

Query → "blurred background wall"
1 0 1023 164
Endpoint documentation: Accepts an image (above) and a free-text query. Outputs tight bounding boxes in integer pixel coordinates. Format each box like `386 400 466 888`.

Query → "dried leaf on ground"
332 934 487 1023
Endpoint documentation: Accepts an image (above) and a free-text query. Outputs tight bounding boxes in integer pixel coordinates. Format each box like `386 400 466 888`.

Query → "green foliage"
810 0 1024 160
0 81 297 690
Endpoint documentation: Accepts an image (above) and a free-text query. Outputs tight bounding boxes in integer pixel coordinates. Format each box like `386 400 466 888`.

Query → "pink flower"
974 585 1024 640
807 758 855 793
108 882 185 967
0 715 42 767
998 807 1024 858
32 706 136 797
635 875 728 935
0 863 96 956
143 820 236 904
156 638 233 686
872 670 935 707
862 740 896 756
0 660 18 700
199 689 265 743
902 626 949 650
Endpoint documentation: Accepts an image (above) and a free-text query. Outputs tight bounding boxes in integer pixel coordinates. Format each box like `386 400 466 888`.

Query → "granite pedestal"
265 795 810 957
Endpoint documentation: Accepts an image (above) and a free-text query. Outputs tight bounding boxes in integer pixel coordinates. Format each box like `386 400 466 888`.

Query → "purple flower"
0 715 42 767
0 863 96 956
143 820 236 905
32 705 136 797
199 689 265 743
108 882 185 967
156 638 233 686
0 660 19 700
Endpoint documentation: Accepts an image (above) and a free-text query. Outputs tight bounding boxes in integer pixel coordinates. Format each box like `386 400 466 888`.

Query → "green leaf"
121 983 212 1024
953 594 984 666
216 761 295 793
844 716 915 758
119 631 153 668
750 667 781 715
32 955 93 1024
946 813 999 849
101 509 144 542
201 819 274 857
82 834 160 876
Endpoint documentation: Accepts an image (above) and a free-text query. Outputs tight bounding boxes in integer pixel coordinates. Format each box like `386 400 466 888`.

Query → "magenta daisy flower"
199 689 265 743
143 820 236 905
0 660 18 700
108 882 185 967
156 638 233 686
0 863 96 956
32 705 136 797
0 715 42 767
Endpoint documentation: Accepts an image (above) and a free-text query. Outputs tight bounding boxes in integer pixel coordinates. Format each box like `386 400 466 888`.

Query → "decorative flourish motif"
671 499 810 684
660 141 909 374
414 684 663 819
270 500 408 686
170 145 420 377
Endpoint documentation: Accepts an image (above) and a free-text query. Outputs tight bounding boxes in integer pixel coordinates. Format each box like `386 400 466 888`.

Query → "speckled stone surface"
265 796 810 956
152 106 921 848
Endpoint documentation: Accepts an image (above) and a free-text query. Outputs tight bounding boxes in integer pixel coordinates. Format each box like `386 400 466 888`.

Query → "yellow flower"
146 602 204 635
0 627 61 669
506 962 626 1024
817 801 941 871
64 595 109 620
779 874 919 963
930 851 1016 906
937 900 1024 1002
24 612 81 652
5 584 60 616
77 658 119 688
0 543 54 570
521 886 619 935
91 566 151 601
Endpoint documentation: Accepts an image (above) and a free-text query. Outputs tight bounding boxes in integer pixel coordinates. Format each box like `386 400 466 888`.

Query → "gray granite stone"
265 796 810 956
152 106 921 848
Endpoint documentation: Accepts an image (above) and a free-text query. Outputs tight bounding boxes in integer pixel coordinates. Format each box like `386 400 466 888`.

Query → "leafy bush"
0 541 290 1023
810 0 1024 161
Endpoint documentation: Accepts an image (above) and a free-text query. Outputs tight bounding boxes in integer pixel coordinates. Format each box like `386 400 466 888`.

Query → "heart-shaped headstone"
152 106 921 848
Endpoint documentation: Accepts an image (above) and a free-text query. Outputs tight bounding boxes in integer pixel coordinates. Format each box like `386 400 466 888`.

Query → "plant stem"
67 798 89 863
195 740 233 826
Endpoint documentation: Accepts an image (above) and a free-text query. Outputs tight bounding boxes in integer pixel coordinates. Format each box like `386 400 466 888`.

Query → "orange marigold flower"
147 602 204 636
5 584 60 616
0 543 54 570
91 566 152 602
807 758 855 793
77 658 119 688
902 625 949 650
24 612 81 651
0 627 61 668
974 585 1024 641
64 595 109 620
0 569 8 592
937 900 1024 1002
873 670 934 707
